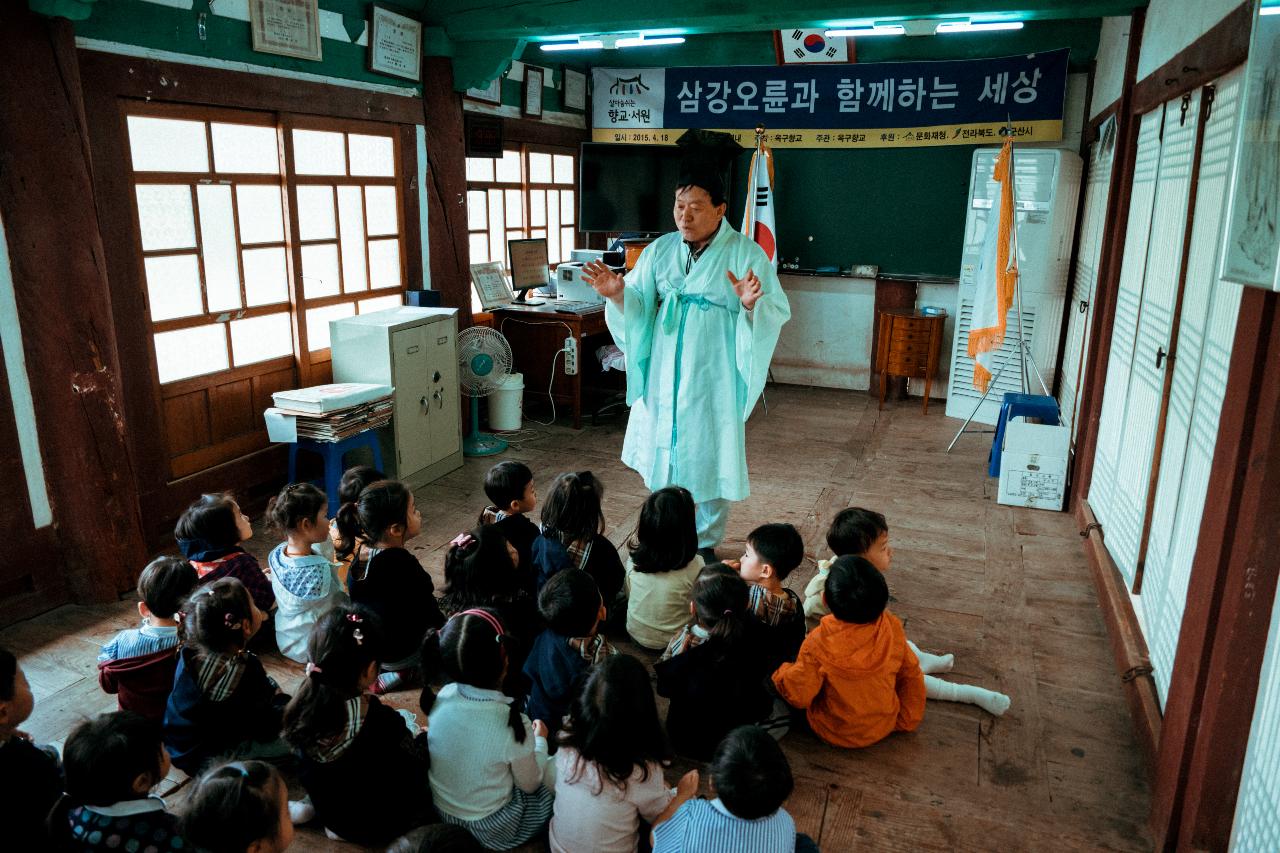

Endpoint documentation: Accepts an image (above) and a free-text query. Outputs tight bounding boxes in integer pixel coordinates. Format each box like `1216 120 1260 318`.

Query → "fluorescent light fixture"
1261 4 1279 15
936 20 1024 33
616 36 686 47
825 24 905 37
540 40 604 52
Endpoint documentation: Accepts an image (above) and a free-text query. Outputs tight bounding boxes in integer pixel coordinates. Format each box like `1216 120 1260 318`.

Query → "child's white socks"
908 640 954 674
925 675 1011 716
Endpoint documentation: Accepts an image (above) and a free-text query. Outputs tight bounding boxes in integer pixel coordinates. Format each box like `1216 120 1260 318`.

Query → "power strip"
563 336 578 375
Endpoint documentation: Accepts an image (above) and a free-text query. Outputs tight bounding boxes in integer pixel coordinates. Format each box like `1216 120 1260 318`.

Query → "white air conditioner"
945 147 1082 424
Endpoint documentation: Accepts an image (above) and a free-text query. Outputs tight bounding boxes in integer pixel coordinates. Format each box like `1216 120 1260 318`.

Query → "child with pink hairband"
423 607 555 850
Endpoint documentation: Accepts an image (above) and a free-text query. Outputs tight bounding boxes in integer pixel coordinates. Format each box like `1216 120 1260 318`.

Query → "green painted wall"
520 19 1100 276
73 0 420 92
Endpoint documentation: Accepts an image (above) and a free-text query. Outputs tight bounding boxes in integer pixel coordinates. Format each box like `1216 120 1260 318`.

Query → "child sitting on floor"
163 578 293 775
0 646 63 851
266 483 348 663
624 486 705 651
651 725 815 853
282 605 434 846
774 555 925 748
51 710 185 851
338 480 444 694
327 465 385 588
524 569 617 739
478 461 541 594
441 526 539 701
549 654 677 853
176 493 276 614
804 508 1010 715
734 523 806 669
655 564 773 761
423 608 555 850
533 472 625 616
180 760 295 853
98 556 197 720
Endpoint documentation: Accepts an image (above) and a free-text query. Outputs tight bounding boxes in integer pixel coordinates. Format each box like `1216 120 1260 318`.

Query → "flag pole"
1003 117 1029 394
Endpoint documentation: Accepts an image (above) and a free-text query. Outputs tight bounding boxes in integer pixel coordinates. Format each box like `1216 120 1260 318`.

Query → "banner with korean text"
591 49 1069 149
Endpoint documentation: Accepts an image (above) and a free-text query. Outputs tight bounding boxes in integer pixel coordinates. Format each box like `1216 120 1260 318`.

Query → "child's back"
773 556 925 748
480 461 541 594
534 472 625 611
625 486 704 650
350 546 442 665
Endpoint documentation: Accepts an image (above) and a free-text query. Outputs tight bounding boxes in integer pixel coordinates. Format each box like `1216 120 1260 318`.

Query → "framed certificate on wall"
249 0 322 62
369 5 422 82
523 66 544 118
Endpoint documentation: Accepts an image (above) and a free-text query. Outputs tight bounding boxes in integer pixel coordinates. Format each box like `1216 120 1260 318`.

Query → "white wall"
1091 16 1133 119
1138 0 1245 81
772 274 875 390
912 282 958 400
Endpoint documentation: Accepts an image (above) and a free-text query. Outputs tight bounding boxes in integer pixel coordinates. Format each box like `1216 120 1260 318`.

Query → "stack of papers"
264 384 394 443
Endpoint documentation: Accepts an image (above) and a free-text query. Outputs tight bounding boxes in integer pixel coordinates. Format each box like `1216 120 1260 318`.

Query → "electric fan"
457 325 514 456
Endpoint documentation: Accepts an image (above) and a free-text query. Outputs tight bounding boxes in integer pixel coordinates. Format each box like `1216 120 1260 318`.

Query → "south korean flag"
777 28 849 64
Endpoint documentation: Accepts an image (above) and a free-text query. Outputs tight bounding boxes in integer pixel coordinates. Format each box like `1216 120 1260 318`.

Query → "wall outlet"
563 336 578 375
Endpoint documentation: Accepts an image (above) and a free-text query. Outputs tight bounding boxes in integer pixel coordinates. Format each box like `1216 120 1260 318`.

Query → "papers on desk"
272 383 393 413
264 384 394 444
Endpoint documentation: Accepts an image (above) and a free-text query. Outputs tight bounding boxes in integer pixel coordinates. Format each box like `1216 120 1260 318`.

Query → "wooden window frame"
465 142 578 272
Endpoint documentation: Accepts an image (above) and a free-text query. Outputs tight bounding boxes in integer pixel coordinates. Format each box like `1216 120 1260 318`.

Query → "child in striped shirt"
651 725 815 853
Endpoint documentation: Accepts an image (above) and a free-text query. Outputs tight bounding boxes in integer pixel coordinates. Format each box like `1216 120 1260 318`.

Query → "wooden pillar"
1149 289 1280 851
422 57 474 328
0 8 147 602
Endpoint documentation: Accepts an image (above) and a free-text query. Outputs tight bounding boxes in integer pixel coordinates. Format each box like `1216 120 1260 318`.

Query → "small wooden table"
491 304 613 429
875 310 945 414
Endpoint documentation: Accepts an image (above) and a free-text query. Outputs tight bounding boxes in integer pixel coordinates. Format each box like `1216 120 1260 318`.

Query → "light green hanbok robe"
604 221 790 505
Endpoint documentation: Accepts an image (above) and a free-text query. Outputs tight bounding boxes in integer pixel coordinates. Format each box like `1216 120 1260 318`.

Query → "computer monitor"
508 238 550 305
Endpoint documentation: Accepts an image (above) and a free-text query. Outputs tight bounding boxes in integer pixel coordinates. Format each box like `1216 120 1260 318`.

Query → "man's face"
673 185 727 245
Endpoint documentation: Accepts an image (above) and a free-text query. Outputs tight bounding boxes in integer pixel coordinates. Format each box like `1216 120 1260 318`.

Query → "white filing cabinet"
330 307 463 489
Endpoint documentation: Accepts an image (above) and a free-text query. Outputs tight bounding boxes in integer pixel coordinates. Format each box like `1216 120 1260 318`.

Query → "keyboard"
552 300 605 314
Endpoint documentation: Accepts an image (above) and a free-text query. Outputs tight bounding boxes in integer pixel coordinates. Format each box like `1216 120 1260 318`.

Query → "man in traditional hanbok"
583 164 790 558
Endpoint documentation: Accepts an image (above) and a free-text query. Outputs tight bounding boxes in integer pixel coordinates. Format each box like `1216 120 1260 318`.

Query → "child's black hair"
826 507 888 557
441 525 518 614
180 760 285 853
266 482 327 537
338 465 386 506
747 523 805 580
559 653 670 792
628 486 698 575
540 471 605 544
691 562 750 651
387 824 484 853
484 461 534 511
0 646 14 700
709 725 794 820
335 479 413 559
283 605 383 749
63 710 165 806
175 493 243 551
137 556 198 620
824 555 889 624
177 578 256 655
421 608 525 744
537 569 602 638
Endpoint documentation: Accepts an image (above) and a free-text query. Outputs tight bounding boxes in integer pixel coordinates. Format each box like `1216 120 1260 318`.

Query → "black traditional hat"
675 129 742 205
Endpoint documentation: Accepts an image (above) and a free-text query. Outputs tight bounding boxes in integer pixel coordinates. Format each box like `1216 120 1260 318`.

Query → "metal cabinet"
330 306 463 488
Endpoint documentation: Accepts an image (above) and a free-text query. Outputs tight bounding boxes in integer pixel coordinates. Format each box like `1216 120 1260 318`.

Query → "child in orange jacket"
772 555 925 748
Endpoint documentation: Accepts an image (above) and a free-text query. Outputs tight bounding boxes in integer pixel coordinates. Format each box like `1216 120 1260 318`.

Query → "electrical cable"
496 316 577 428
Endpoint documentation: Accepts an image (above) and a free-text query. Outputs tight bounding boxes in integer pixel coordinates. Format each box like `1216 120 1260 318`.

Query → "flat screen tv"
577 142 738 234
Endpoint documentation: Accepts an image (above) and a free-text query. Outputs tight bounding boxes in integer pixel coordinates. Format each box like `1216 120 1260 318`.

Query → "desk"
492 304 614 429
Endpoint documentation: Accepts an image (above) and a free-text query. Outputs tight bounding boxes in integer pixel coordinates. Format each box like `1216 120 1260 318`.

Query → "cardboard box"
997 418 1069 511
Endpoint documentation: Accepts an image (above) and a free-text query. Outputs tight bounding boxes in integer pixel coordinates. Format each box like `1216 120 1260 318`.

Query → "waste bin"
489 373 524 431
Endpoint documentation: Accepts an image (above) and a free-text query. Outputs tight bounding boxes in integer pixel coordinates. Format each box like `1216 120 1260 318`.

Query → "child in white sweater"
424 608 555 850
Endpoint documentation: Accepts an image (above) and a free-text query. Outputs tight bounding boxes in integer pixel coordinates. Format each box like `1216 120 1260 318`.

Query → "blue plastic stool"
287 430 385 517
988 393 1060 477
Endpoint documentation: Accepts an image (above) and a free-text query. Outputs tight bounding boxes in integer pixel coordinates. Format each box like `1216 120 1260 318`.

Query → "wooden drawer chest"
875 310 945 414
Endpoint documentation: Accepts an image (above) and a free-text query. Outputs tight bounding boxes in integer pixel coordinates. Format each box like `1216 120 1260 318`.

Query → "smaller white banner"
592 67 666 130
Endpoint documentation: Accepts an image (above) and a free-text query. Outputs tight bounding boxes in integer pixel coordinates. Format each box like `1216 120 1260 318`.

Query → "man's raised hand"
727 268 763 311
582 260 625 301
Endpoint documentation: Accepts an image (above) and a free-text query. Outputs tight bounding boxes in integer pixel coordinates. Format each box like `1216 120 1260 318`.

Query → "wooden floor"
4 385 1151 851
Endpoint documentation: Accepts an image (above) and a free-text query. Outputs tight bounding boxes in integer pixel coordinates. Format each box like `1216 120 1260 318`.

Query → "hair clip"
346 613 363 624
224 613 243 630
722 609 734 616
352 628 365 646
175 611 185 623
451 532 475 549
305 662 323 677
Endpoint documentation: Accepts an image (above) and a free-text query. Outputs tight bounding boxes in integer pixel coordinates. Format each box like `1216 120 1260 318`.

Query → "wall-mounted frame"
465 77 503 105
465 113 504 158
523 66 544 118
563 67 587 111
249 0 323 62
368 5 422 82
1220 4 1279 291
